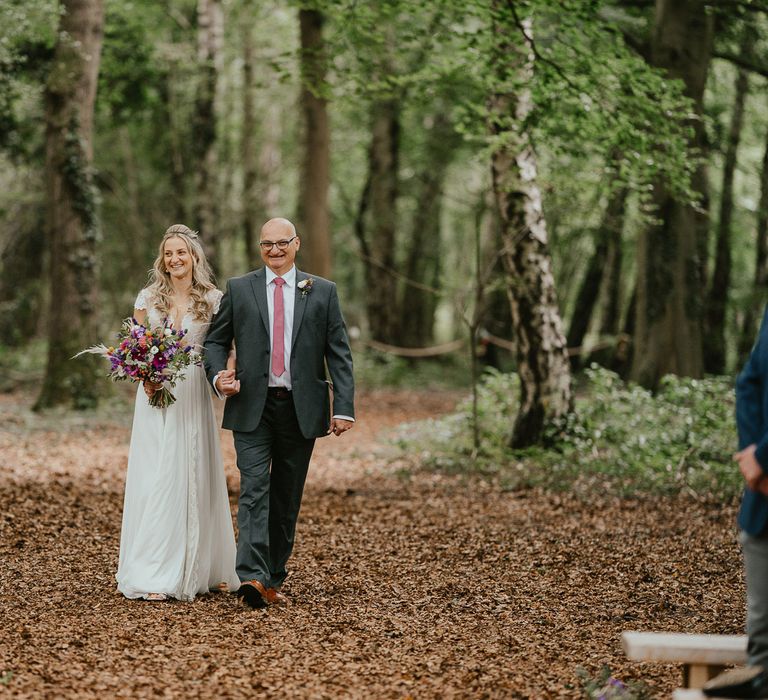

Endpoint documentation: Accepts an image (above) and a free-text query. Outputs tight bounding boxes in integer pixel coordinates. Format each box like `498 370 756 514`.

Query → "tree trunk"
241 19 258 269
704 65 749 373
35 0 105 410
162 66 188 223
296 8 331 278
118 126 151 274
609 283 637 378
193 0 222 269
567 236 606 368
241 23 281 270
489 5 572 448
476 189 514 370
571 186 628 370
258 107 282 236
739 114 768 361
360 98 400 343
599 196 626 339
630 0 712 389
584 190 627 371
399 112 455 348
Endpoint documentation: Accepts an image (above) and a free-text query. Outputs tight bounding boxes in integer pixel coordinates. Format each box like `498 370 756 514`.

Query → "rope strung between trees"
348 240 631 359
354 333 630 359
357 338 466 357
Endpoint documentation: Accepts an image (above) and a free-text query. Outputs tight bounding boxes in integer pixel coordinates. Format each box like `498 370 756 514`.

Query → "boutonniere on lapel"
298 278 313 299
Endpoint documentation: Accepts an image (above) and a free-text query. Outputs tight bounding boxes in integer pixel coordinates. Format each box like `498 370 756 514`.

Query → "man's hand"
328 418 353 437
216 369 241 397
735 443 764 491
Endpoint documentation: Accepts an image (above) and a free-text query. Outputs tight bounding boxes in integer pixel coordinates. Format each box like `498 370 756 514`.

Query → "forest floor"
0 386 746 699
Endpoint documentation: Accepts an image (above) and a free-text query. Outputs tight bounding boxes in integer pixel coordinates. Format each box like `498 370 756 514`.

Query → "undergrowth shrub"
394 366 739 498
354 349 470 390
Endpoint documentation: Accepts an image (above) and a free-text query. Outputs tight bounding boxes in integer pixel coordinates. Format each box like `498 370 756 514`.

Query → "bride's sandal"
145 592 168 601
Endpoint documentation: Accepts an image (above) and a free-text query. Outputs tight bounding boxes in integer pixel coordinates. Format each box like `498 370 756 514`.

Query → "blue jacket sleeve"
736 309 768 465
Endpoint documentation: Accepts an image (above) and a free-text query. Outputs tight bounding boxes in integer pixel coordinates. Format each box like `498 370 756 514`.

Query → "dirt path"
0 388 745 698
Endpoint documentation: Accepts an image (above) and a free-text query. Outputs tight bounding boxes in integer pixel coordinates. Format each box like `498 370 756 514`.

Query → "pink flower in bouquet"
75 318 203 408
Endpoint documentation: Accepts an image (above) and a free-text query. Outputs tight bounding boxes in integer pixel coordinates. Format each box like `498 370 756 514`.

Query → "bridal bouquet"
76 318 202 408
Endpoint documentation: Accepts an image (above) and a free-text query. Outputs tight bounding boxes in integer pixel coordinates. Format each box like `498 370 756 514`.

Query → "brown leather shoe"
265 587 289 606
236 580 269 609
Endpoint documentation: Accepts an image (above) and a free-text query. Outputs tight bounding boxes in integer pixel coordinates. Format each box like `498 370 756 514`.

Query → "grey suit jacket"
204 267 355 439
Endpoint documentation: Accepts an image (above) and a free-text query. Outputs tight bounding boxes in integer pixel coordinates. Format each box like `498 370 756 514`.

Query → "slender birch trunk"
489 4 572 447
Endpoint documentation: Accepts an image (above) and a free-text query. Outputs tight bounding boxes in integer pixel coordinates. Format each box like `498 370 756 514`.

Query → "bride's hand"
143 381 162 398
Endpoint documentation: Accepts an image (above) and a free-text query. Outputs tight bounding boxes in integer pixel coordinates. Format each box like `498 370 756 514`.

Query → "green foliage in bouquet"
76 319 202 409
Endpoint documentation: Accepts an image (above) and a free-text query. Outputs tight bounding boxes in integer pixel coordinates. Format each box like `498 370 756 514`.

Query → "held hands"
735 444 768 495
216 369 241 397
328 418 353 437
215 370 349 436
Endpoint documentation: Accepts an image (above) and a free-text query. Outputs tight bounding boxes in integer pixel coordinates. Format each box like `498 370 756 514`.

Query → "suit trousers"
742 530 768 667
233 394 316 589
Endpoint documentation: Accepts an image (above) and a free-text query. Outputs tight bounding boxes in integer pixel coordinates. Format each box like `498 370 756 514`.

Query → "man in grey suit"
204 217 354 609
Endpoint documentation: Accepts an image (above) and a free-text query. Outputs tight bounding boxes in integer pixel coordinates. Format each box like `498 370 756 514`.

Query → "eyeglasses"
259 236 297 251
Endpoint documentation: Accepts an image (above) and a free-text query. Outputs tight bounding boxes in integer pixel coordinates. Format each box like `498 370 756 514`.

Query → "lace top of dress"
134 288 223 348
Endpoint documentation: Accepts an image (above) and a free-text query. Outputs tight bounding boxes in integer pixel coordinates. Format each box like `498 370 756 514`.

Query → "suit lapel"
249 268 270 336
292 269 308 345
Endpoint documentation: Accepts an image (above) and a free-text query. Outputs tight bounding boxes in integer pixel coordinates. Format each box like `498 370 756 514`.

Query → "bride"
116 224 239 601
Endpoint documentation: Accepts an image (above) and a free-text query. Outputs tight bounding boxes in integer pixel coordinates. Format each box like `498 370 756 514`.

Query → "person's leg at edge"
742 530 768 668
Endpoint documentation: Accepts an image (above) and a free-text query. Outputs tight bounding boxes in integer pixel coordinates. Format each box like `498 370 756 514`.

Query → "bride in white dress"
116 224 239 601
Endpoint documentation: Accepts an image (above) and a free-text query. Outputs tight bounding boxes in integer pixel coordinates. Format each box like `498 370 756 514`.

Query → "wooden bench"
671 689 762 699
621 631 747 689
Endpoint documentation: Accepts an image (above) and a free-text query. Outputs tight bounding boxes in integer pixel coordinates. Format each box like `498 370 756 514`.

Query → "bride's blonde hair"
145 224 217 322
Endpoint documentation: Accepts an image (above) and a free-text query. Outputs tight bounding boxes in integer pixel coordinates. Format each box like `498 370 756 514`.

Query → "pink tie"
272 277 286 377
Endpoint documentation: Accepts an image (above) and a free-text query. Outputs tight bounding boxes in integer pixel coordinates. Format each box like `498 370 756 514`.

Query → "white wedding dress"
116 288 240 600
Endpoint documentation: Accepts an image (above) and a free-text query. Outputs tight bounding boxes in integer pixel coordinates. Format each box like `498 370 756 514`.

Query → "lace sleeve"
134 288 151 310
209 289 224 315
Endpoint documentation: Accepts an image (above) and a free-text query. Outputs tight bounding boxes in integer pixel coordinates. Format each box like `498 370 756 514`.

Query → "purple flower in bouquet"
75 318 203 408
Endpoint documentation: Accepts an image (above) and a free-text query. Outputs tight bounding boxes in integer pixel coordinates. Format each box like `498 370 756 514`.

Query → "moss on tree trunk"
35 0 105 411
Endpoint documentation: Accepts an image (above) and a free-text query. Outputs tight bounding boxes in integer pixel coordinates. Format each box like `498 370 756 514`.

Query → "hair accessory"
164 224 199 239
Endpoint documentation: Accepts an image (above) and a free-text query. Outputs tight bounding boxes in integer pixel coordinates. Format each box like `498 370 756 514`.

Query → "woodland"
1 0 768 697
1 0 767 442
